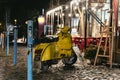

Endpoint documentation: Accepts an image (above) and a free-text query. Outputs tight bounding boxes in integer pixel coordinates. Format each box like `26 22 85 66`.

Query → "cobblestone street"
0 45 120 80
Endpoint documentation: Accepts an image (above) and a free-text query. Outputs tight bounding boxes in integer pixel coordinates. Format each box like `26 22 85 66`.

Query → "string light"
82 7 86 10
65 5 69 9
68 13 72 17
46 6 62 15
75 13 79 17
62 13 65 16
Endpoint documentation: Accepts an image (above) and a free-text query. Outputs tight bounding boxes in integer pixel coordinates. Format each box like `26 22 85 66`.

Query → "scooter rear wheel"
41 62 49 72
62 53 77 66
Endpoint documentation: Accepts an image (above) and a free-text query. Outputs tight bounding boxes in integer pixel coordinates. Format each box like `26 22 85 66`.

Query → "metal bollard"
27 20 33 80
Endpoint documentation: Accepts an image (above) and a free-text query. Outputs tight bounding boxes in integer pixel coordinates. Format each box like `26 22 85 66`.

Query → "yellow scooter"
33 26 77 71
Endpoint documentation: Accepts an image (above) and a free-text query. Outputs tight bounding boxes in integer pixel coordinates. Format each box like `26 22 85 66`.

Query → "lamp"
14 19 17 25
38 16 45 25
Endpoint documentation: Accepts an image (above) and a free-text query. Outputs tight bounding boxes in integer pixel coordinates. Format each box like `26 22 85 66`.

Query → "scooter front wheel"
62 53 77 66
41 62 49 72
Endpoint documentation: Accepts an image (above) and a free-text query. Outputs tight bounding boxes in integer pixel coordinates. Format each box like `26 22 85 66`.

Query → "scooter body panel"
33 26 75 62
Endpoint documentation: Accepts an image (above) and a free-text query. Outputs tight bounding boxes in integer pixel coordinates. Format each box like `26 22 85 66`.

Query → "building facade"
45 0 120 63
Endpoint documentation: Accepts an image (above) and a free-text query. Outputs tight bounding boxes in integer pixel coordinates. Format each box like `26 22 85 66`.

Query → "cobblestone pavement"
0 56 4 80
0 45 120 80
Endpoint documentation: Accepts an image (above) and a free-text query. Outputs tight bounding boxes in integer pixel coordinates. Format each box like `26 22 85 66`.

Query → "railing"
87 8 105 27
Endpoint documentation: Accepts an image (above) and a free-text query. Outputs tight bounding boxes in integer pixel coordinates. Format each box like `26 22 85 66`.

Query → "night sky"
11 0 51 13
0 0 51 36
11 0 51 23
0 0 51 25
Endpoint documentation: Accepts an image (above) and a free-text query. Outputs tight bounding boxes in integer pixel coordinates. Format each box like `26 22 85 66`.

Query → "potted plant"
84 44 104 64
